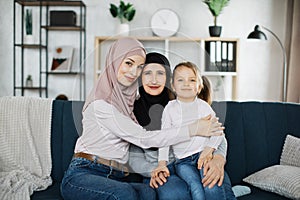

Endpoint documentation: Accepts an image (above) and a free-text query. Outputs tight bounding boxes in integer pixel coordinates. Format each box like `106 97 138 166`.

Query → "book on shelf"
227 43 235 72
206 41 236 72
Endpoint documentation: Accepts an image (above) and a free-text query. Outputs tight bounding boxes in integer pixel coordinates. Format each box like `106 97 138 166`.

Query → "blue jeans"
143 163 192 200
61 157 156 200
223 171 237 200
175 153 226 200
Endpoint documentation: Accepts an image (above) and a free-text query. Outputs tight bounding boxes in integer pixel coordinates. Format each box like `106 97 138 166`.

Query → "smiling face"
117 55 145 87
172 65 202 102
141 63 167 96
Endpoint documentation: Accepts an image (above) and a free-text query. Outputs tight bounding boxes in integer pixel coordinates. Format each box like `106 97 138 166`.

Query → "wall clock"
150 9 180 37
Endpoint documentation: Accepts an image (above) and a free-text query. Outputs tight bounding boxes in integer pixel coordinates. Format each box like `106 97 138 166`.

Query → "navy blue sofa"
31 100 300 199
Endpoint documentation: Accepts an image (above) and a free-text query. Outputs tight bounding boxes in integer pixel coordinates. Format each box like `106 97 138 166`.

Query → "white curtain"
287 0 300 103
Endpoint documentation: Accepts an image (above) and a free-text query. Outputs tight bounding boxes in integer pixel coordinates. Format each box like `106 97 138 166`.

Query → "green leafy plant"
203 0 229 26
25 9 32 35
109 1 136 24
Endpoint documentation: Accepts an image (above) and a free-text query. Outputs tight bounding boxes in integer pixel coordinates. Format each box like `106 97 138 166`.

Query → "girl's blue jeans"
143 163 192 200
61 157 156 200
175 152 227 200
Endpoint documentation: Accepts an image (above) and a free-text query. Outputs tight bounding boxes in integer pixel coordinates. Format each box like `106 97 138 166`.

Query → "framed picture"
50 46 74 72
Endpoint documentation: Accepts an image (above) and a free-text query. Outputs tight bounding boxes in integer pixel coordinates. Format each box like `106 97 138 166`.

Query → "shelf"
204 37 240 42
15 44 47 49
15 1 85 7
15 86 47 90
46 71 83 75
41 26 85 31
14 0 86 100
202 72 237 76
95 36 203 42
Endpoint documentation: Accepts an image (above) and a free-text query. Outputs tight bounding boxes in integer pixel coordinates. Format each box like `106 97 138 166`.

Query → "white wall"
0 0 289 101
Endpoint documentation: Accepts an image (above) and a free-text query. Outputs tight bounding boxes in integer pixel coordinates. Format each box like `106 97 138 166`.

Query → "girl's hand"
197 147 214 169
151 161 170 178
189 115 225 137
149 171 168 188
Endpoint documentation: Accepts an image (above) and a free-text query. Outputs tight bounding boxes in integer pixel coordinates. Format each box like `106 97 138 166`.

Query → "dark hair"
172 62 212 104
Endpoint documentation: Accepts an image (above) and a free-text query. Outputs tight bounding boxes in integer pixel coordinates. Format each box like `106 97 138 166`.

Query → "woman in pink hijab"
61 37 224 200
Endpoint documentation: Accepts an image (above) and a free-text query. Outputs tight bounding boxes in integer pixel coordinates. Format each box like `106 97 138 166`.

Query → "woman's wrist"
212 154 226 166
188 121 197 137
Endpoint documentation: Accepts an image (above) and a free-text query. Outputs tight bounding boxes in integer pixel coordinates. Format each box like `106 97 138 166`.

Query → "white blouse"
75 100 191 164
159 98 225 161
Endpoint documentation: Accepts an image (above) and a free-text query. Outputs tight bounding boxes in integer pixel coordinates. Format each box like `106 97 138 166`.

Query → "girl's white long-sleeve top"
74 100 191 164
159 98 225 161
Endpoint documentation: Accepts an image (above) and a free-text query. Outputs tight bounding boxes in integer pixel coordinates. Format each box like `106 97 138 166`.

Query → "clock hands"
159 15 167 24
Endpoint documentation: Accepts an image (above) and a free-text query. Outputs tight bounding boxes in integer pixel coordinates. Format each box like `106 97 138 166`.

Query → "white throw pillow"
280 134 300 167
243 165 300 199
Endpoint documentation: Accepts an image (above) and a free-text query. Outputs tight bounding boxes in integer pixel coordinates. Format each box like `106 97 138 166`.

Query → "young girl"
153 62 226 200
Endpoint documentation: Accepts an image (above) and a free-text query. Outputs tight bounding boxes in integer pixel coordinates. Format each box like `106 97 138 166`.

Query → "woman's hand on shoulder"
189 114 225 137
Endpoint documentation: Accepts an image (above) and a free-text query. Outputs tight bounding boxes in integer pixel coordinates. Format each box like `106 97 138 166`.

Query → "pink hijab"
83 37 146 121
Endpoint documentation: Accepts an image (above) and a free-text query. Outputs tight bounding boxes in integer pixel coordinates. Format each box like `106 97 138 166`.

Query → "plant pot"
117 23 130 36
24 35 34 44
209 26 222 37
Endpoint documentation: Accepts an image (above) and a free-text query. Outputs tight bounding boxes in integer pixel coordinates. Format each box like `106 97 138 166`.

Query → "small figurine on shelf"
26 75 33 87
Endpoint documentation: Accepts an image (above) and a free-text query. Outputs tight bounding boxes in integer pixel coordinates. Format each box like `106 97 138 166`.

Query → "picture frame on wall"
50 46 74 72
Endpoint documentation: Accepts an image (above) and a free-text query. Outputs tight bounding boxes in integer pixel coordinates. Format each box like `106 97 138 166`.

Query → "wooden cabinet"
94 36 239 100
13 0 86 100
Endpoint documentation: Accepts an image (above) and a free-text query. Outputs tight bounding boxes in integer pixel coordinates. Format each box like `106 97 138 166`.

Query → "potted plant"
26 75 33 87
24 8 33 43
109 1 136 36
203 0 229 37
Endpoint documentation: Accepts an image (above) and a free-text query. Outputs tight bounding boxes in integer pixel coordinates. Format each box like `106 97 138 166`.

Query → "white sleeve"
93 100 190 149
158 106 172 162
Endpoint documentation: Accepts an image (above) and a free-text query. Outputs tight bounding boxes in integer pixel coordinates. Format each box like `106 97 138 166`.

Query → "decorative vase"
117 23 130 36
209 26 222 37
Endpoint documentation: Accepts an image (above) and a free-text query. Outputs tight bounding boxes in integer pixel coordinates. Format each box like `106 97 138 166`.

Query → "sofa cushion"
243 165 300 199
280 134 300 167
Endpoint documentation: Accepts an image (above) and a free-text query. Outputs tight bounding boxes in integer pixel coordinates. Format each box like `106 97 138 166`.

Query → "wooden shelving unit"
94 36 239 100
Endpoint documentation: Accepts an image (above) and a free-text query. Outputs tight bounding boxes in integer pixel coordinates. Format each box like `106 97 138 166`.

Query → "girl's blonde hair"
172 61 212 105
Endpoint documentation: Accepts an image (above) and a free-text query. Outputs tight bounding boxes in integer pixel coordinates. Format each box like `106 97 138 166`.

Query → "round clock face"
151 9 180 37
